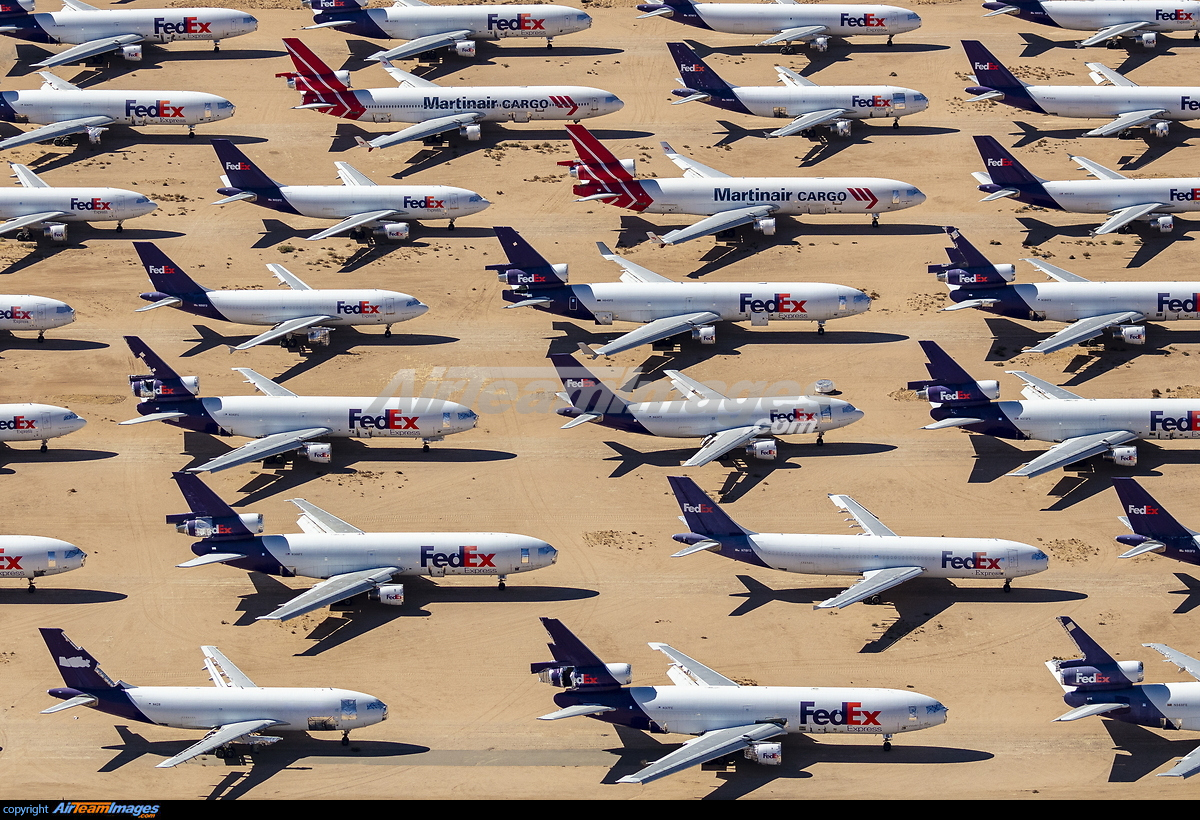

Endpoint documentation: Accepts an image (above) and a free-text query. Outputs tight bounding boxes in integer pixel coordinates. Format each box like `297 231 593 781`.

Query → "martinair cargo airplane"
666 42 928 138
0 71 235 151
119 336 478 473
211 139 489 242
982 0 1200 48
493 227 870 357
910 339 1200 478
0 402 85 450
0 293 74 341
667 476 1048 608
168 472 559 621
39 628 387 767
1047 616 1200 778
280 38 622 151
636 0 922 53
0 534 85 590
532 618 947 784
303 0 591 61
561 124 925 245
132 243 428 350
0 0 257 68
0 163 155 242
963 40 1200 138
972 134 1200 235
932 226 1200 354
1109 477 1200 566
551 354 864 466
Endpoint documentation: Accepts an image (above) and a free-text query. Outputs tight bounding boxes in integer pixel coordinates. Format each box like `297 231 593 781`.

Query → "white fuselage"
0 403 85 442
686 3 920 37
196 395 477 440
18 8 257 45
1041 178 1200 215
3 89 235 128
577 281 870 324
996 398 1200 442
1027 85 1200 122
630 396 863 438
278 184 489 222
1002 281 1200 322
0 294 73 331
120 686 386 732
1036 1 1200 33
0 535 85 580
1066 682 1200 729
734 85 928 120
638 177 925 216
0 186 156 223
345 86 621 124
206 289 427 328
363 5 591 41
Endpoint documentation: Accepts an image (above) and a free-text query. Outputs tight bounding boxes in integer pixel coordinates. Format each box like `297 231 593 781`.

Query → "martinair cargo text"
972 135 1200 235
932 226 1200 354
133 243 428 350
493 227 870 357
120 337 477 473
666 42 928 138
982 0 1200 48
910 339 1200 478
0 534 85 590
303 0 591 61
532 618 947 784
0 71 234 151
211 139 489 242
39 629 387 767
0 292 73 341
561 124 925 245
636 0 921 53
0 163 155 242
667 476 1048 608
963 40 1200 138
0 0 256 68
281 38 622 151
168 472 558 621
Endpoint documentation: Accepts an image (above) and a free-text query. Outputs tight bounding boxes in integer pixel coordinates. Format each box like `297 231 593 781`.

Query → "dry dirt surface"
3 0 1200 801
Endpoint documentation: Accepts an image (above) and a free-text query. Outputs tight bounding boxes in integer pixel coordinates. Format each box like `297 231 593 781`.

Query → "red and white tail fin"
282 37 349 91
560 124 634 181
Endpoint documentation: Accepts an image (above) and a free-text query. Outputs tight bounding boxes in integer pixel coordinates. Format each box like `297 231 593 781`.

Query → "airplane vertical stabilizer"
39 628 119 690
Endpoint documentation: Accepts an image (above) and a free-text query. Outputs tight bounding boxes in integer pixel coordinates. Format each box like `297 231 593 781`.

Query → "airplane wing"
1093 202 1166 235
202 646 257 688
538 704 617 720
1085 62 1138 88
663 369 727 401
758 24 828 46
31 34 144 69
119 411 188 426
267 264 312 291
288 498 364 535
650 205 776 246
1077 21 1151 48
595 241 672 284
1072 155 1127 181
586 311 720 357
1143 643 1200 681
40 693 98 713
815 566 925 609
187 427 333 474
826 494 898 537
682 424 769 468
257 566 401 622
306 209 400 242
156 718 283 769
357 112 483 151
647 642 739 687
0 211 69 235
0 115 115 151
1022 259 1090 283
1160 744 1200 778
36 72 80 91
768 108 852 139
334 162 377 187
233 368 297 397
230 315 335 351
1004 370 1084 400
1006 430 1140 478
774 66 818 87
1053 702 1127 722
176 552 247 567
378 59 440 88
367 29 474 62
616 723 787 785
1025 311 1144 354
1084 109 1167 138
941 298 999 312
659 141 730 179
10 164 49 188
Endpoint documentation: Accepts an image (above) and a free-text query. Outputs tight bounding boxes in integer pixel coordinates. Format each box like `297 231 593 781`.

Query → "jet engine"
306 327 331 347
121 44 143 62
42 223 67 242
1060 660 1143 686
460 123 482 141
691 325 716 344
744 742 782 765
536 662 632 688
811 35 829 52
914 379 999 401
1140 32 1157 48
746 439 778 460
933 263 1015 286
1104 445 1138 467
565 158 635 181
303 442 332 464
175 513 264 537
368 584 405 605
452 40 477 57
1150 121 1170 138
130 374 200 399
829 119 852 138
1152 215 1174 234
373 222 411 242
753 216 776 235
1116 325 1146 345
85 126 107 145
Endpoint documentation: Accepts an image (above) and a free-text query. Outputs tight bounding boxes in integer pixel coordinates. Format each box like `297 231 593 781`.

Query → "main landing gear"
883 734 893 750
817 321 826 336
1003 578 1012 593
27 578 36 594
384 325 393 337
871 213 880 228
498 575 507 590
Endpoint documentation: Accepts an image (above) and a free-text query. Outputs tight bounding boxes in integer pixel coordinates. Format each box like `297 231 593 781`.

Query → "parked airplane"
0 293 74 341
119 336 477 472
303 0 592 61
211 139 489 242
280 38 622 151
0 0 257 68
910 339 1200 477
636 0 922 53
665 42 928 137
493 228 870 358
668 476 1047 606
930 226 1200 353
532 617 947 784
982 0 1200 48
133 243 428 350
169 472 558 620
963 40 1200 138
0 163 155 242
561 124 925 245
39 628 387 766
1110 477 1200 565
1047 616 1200 777
550 354 863 466
0 535 85 590
0 402 85 450
971 134 1200 234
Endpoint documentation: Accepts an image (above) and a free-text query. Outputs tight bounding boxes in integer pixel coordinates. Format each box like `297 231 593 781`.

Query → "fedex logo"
125 100 184 119
1150 410 1200 431
564 378 597 388
1158 293 1200 312
348 408 418 430
153 16 213 34
799 701 881 726
225 161 251 171
986 157 1014 167
957 273 988 284
680 63 705 73
682 503 714 514
1156 8 1195 19
851 95 891 108
1169 188 1200 201
769 409 816 423
420 545 497 568
740 293 807 314
148 265 176 276
513 272 547 284
337 301 380 315
973 61 1001 71
70 198 111 211
0 555 21 569
403 196 446 209
0 306 31 320
932 388 973 401
1128 505 1159 515
941 551 1001 570
840 12 886 26
1073 671 1111 684
487 13 545 30
0 415 35 430
1182 96 1200 110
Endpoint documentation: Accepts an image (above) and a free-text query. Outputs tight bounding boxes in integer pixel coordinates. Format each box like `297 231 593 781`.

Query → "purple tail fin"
549 354 629 414
529 618 626 689
212 140 280 192
166 473 256 538
973 136 1043 187
125 336 181 381
668 476 747 537
908 341 996 406
1112 478 1192 540
666 42 735 97
1053 617 1138 688
489 227 553 270
134 243 210 298
39 629 118 691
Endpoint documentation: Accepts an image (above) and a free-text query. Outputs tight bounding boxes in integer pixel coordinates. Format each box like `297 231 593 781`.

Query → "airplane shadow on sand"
1015 30 1200 59
0 444 117 475
1015 215 1196 268
8 45 286 81
177 324 457 370
1169 573 1200 614
0 332 107 353
600 440 892 484
1007 121 1199 169
1102 720 1197 782
726 574 1084 653
0 587 125 604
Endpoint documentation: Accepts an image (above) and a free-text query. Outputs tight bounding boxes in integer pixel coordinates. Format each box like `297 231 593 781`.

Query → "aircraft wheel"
866 594 881 605
422 443 430 452
883 740 892 751
39 441 47 453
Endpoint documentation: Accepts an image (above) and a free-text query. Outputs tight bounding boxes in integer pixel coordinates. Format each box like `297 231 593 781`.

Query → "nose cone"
138 199 159 217
1025 548 1051 576
573 12 593 31
921 697 948 727
607 95 625 114
844 287 871 315
67 548 86 570
68 415 87 433
411 301 429 319
897 11 922 33
539 543 559 567
246 15 259 33
835 401 865 428
909 188 927 207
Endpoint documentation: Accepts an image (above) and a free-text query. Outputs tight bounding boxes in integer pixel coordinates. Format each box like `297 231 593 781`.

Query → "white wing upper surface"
1084 109 1167 138
233 368 297 398
368 29 474 62
1007 430 1140 478
257 566 401 622
769 108 852 138
231 316 335 351
288 498 364 535
1143 643 1200 681
590 311 721 356
659 141 730 179
1004 371 1084 401
663 369 727 401
0 116 115 151
1077 21 1151 47
1025 311 1144 354
652 205 776 246
187 427 333 474
827 494 897 537
31 34 144 69
201 646 257 688
155 719 283 768
815 566 926 609
682 424 769 468
648 642 739 687
595 242 672 284
306 210 401 242
1093 202 1166 235
616 723 787 784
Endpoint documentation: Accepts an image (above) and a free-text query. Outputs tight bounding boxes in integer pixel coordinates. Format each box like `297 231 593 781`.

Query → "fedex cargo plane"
982 0 1200 48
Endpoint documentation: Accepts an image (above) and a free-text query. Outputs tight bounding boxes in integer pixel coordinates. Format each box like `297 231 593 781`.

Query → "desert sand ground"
2 0 1200 800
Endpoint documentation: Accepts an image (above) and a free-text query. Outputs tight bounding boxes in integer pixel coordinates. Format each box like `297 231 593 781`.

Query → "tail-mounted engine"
907 379 1000 404
532 662 632 689
1057 659 1143 687
168 513 264 538
929 261 1015 288
558 157 636 181
130 373 200 400
495 263 569 289
278 70 352 91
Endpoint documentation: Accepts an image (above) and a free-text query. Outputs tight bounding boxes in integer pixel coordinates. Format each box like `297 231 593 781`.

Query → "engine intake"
174 513 264 537
534 662 632 688
130 374 200 399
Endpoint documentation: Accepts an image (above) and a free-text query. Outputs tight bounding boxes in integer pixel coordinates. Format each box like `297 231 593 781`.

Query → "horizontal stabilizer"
118 411 188 426
670 539 721 557
40 694 97 714
1118 540 1165 559
135 297 183 313
1053 702 1124 722
537 704 615 720
176 553 247 568
560 412 601 429
942 299 998 312
921 417 983 430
